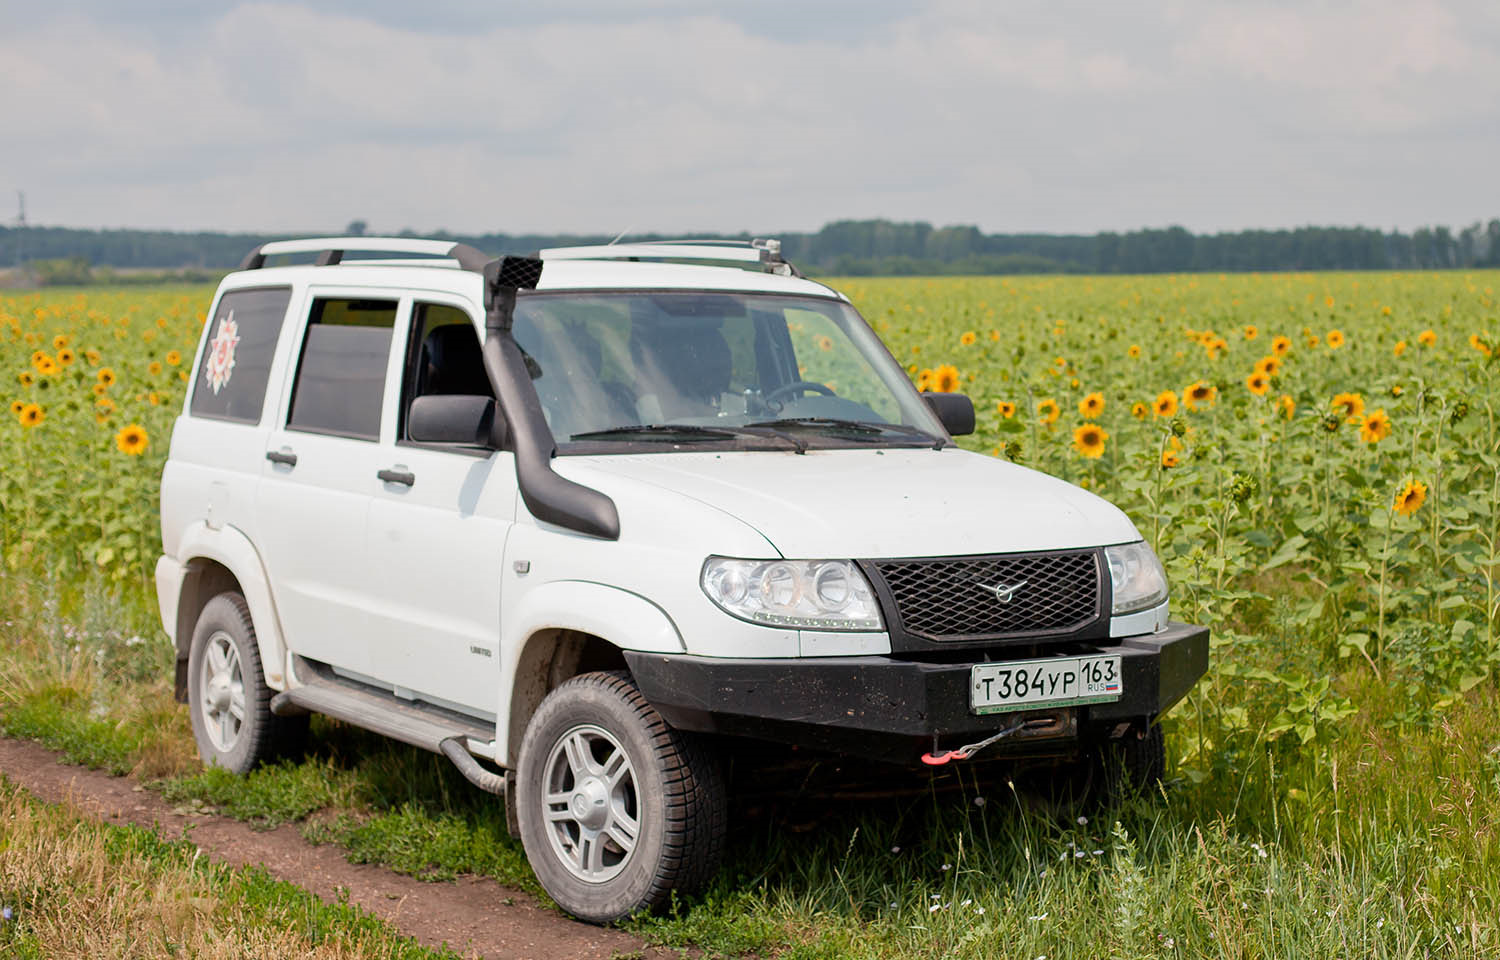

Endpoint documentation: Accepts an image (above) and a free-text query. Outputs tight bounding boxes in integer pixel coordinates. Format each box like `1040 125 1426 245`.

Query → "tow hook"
920 718 1053 766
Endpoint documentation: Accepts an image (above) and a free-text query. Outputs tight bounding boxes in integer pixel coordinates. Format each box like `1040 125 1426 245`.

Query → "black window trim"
189 283 295 427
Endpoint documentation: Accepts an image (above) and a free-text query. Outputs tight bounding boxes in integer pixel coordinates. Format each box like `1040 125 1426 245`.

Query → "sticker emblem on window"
205 312 241 395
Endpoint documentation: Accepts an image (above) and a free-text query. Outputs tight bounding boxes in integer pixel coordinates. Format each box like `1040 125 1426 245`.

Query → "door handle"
377 468 415 487
265 449 298 467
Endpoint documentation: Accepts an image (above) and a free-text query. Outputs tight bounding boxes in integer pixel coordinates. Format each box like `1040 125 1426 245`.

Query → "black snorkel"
448 244 621 541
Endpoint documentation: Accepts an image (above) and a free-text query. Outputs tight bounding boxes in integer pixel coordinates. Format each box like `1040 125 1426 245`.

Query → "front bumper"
625 620 1208 764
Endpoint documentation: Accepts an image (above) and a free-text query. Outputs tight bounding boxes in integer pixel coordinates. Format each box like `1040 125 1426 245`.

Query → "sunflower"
1390 384 1403 397
1468 333 1491 357
148 391 161 406
165 349 182 366
17 370 34 387
815 335 833 352
914 368 933 390
1153 390 1179 417
959 331 977 346
1393 479 1427 516
1393 340 1408 357
989 330 1000 342
18 403 43 427
84 349 101 366
1277 394 1296 420
91 382 108 396
57 348 76 366
1254 355 1281 377
1330 392 1365 423
1418 329 1436 347
1271 335 1292 356
35 357 58 377
178 370 189 382
1131 402 1147 419
1306 335 1320 348
1183 380 1216 411
1160 448 1181 469
95 397 116 416
1243 325 1259 340
52 334 70 351
931 364 961 393
8 399 23 416
1245 372 1270 396
1358 409 1391 444
148 360 163 377
97 367 117 387
30 350 47 367
1079 392 1105 419
1128 344 1141 358
1037 398 1060 424
1326 329 1346 349
996 401 1016 418
115 423 149 456
1072 423 1108 458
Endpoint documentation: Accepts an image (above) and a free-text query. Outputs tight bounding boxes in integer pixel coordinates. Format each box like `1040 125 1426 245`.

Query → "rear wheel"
187 592 306 774
516 671 726 923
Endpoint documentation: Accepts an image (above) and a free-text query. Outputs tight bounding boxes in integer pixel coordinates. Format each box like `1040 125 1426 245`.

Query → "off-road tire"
516 670 727 923
187 592 306 774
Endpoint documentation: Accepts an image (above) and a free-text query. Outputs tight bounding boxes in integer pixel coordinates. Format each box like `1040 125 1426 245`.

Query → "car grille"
868 549 1102 642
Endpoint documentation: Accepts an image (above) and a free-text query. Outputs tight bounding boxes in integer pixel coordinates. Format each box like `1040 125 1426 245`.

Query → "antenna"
606 225 632 246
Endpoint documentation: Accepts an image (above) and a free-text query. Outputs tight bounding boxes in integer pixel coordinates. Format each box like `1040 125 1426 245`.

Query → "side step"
271 660 498 756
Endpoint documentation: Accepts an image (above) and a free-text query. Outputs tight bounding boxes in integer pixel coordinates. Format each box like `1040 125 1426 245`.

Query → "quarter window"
287 298 398 440
189 286 292 424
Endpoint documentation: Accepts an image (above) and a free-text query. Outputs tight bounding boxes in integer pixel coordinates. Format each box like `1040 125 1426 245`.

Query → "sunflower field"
3 273 1500 956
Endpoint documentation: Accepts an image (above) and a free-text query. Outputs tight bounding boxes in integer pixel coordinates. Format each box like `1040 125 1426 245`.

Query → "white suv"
155 237 1207 922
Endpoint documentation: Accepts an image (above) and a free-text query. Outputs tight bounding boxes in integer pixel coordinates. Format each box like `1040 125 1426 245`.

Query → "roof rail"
237 237 490 271
536 238 801 277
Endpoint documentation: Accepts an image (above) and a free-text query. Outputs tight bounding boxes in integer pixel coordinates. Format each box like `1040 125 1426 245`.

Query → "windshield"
510 291 947 451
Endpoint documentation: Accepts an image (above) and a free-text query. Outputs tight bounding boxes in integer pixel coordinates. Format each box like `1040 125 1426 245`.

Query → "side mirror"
408 395 500 446
921 392 975 436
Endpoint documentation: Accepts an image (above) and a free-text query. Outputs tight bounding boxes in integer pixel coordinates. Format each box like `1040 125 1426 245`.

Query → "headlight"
700 557 884 631
1105 541 1169 615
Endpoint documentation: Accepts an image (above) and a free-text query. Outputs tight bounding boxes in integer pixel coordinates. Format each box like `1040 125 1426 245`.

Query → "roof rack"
237 237 488 271
536 238 802 277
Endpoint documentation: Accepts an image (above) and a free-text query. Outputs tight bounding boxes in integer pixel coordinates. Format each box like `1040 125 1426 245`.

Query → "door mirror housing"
921 392 975 437
408 395 502 447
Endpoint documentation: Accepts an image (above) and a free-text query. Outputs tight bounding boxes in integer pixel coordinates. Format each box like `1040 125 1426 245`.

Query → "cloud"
0 0 1496 234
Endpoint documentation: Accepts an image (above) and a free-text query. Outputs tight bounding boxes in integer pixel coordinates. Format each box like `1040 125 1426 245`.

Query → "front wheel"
516 671 726 923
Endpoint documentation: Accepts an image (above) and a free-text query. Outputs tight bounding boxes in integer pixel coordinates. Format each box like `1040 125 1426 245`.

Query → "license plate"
970 655 1123 715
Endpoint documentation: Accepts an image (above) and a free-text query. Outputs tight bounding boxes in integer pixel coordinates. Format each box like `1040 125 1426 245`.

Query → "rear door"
256 289 405 677
362 296 515 715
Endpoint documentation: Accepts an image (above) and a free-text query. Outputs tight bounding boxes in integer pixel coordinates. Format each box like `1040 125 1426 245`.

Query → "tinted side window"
287 298 398 440
398 303 492 441
189 286 292 424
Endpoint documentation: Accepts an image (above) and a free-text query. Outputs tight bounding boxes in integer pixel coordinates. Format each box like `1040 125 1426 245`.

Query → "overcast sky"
2 0 1497 235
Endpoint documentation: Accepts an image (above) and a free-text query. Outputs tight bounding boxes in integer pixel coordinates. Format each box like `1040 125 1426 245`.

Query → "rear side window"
287 298 398 440
189 286 292 424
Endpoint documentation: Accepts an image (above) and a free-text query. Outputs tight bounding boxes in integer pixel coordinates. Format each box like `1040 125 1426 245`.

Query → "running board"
270 665 496 756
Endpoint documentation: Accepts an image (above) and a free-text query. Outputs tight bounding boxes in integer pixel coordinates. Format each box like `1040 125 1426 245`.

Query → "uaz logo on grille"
977 579 1027 604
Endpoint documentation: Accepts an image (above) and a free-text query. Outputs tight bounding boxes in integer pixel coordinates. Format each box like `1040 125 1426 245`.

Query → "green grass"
2 569 1496 958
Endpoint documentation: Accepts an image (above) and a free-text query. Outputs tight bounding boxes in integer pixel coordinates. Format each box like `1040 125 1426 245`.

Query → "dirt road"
0 736 678 960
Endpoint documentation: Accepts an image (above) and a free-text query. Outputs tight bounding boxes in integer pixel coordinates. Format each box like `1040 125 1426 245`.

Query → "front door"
362 298 513 716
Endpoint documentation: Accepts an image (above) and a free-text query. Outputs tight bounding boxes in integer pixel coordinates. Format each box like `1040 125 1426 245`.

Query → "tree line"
2 218 1498 282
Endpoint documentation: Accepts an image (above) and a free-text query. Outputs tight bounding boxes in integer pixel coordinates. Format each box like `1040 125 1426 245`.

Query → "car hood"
554 447 1142 558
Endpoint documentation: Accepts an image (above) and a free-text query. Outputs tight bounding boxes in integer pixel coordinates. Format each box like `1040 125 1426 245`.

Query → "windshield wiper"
570 423 806 453
744 417 946 449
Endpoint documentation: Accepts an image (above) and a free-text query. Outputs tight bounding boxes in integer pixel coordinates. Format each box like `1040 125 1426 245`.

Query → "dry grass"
0 780 448 959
